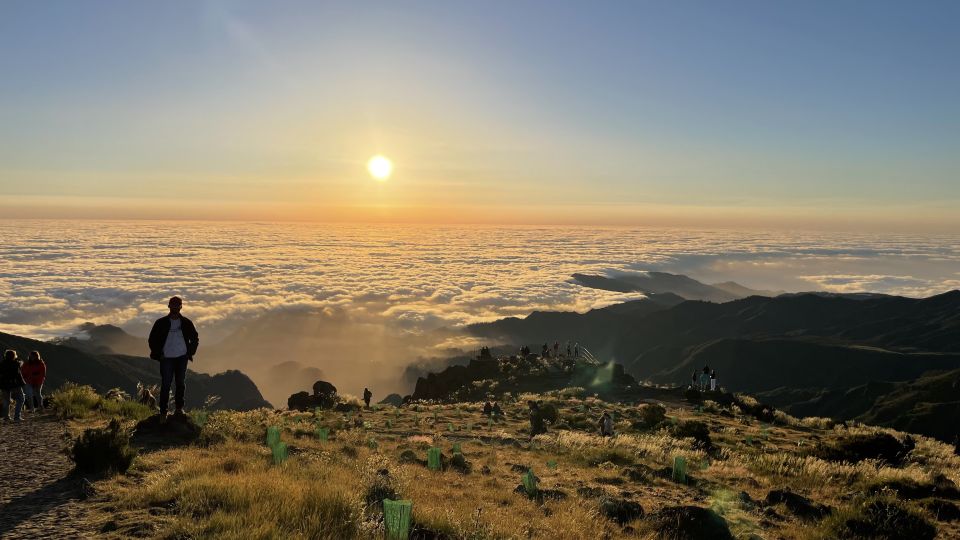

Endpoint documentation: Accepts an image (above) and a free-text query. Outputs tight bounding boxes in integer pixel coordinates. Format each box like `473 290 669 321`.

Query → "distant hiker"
491 402 503 418
566 342 571 357
528 400 547 437
21 350 46 412
483 401 493 416
542 343 549 358
691 370 698 389
574 342 579 358
148 296 199 419
599 411 614 437
710 370 717 391
553 341 560 357
699 371 710 392
1 350 26 422
363 387 372 408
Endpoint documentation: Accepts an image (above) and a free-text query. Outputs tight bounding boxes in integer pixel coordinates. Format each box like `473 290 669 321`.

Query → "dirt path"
0 413 94 539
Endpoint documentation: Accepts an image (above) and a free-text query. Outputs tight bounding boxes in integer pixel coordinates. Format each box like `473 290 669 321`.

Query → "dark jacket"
148 315 199 361
0 357 26 390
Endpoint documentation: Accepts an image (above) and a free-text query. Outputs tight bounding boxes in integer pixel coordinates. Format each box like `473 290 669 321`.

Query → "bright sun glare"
367 155 393 180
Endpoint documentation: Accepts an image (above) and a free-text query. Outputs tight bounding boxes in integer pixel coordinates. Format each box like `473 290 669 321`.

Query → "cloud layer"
1 220 958 342
1 220 958 402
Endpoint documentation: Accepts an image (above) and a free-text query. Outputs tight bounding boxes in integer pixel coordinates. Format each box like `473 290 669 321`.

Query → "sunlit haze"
1 1 958 230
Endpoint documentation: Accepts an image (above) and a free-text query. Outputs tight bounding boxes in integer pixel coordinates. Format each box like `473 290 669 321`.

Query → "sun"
367 155 393 180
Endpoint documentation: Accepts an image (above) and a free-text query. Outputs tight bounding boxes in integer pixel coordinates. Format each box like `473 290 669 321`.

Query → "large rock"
131 413 201 448
765 489 831 520
649 506 733 540
288 380 339 410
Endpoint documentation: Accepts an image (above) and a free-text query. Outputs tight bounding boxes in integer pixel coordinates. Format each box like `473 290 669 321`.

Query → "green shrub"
51 383 152 421
97 398 154 421
72 419 137 474
51 383 100 419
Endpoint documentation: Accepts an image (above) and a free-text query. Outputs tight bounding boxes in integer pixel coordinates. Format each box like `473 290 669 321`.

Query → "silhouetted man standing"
148 296 199 418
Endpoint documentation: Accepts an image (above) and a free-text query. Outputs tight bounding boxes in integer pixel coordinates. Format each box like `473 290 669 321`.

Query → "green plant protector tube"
521 469 538 496
266 426 281 448
368 437 378 450
385 419 393 428
383 499 413 540
272 442 288 465
317 427 329 441
364 421 372 429
546 460 557 469
427 447 442 471
672 456 686 484
447 423 454 432
452 443 462 455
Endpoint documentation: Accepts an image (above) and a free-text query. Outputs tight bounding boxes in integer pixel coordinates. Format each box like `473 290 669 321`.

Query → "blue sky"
1 1 957 229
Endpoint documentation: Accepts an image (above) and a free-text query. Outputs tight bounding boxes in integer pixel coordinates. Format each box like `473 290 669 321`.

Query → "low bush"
671 420 712 450
815 432 915 466
540 402 559 424
50 383 153 421
637 404 666 429
583 446 635 467
72 419 137 474
819 495 936 540
50 383 100 419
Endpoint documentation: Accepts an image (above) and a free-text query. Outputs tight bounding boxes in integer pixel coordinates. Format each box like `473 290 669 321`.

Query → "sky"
1 1 958 230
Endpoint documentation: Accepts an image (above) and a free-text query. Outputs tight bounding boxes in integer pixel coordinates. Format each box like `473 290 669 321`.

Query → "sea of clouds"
1 220 957 403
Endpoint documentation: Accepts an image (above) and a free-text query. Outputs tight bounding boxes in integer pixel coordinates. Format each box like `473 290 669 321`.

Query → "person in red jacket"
21 350 46 412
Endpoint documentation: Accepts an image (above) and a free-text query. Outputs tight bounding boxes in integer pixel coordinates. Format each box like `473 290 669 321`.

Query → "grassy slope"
67 393 960 539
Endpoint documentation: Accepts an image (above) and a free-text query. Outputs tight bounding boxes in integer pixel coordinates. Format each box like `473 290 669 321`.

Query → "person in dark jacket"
21 350 47 412
363 387 372 408
1 349 27 422
147 296 199 418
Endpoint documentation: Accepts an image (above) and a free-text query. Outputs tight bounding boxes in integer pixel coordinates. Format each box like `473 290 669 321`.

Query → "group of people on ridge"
533 341 579 360
0 349 48 422
691 365 718 392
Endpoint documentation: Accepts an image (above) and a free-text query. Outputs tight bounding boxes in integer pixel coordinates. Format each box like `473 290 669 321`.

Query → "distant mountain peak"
572 271 776 302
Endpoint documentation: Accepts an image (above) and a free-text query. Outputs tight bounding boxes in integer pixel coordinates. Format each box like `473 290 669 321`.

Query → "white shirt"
163 318 188 358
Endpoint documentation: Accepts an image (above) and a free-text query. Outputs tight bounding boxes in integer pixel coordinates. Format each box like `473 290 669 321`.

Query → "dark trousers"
160 355 189 414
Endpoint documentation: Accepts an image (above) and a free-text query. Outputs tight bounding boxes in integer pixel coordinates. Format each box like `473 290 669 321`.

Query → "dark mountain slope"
667 338 960 392
0 331 270 411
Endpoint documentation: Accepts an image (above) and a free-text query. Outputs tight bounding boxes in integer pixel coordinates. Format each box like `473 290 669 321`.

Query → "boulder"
764 489 831 520
649 506 733 540
131 413 201 448
598 497 644 525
